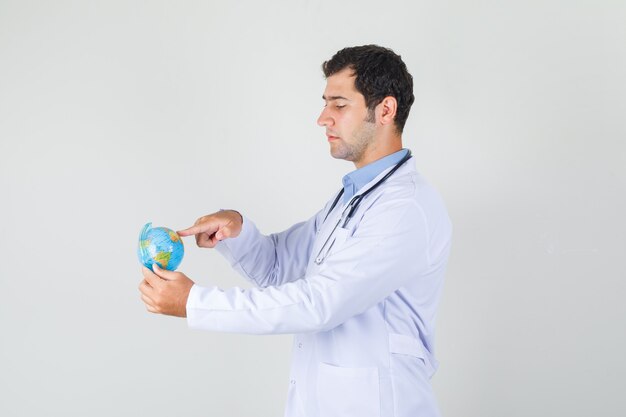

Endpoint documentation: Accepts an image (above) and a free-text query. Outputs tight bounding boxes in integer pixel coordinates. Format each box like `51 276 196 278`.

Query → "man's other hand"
177 210 243 248
139 264 194 317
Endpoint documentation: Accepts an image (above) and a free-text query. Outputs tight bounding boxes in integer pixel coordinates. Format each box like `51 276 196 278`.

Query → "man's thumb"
152 263 177 280
215 226 232 241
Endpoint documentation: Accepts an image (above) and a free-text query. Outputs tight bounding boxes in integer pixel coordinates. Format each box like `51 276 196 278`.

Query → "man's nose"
317 108 333 127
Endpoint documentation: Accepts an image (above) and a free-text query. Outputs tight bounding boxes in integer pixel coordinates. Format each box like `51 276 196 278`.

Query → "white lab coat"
186 161 452 417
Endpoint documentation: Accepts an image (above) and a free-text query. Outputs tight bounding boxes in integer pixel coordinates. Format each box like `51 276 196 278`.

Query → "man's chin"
329 144 343 159
329 145 354 162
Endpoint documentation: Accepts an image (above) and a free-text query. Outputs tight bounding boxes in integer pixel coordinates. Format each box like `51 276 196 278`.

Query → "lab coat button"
298 343 303 349
290 379 296 385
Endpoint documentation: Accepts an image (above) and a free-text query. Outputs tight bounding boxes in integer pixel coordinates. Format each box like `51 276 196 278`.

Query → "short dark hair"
322 45 415 133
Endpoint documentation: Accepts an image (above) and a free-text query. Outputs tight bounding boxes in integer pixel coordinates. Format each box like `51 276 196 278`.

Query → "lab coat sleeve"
214 211 322 288
187 195 446 334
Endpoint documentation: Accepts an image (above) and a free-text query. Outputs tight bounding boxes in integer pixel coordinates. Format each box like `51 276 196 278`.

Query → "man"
139 45 452 417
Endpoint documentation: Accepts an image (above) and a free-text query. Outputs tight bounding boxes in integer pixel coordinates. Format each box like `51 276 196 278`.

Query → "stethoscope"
314 149 413 265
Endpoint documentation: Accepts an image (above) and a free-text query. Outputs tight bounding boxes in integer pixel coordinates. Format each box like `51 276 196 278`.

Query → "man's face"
317 68 377 166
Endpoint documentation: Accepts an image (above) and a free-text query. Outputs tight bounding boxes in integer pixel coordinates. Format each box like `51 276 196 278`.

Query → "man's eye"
336 105 346 109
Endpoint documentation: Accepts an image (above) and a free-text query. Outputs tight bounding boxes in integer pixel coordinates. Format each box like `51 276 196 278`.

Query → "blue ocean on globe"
137 222 184 271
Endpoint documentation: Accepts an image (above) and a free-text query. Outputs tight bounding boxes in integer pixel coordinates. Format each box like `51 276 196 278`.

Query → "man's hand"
177 210 243 248
138 264 194 317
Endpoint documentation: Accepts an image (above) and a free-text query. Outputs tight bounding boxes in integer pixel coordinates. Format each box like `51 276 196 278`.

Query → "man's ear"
377 96 398 126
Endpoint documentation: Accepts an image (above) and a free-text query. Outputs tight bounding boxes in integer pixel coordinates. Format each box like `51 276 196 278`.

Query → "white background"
1 1 625 416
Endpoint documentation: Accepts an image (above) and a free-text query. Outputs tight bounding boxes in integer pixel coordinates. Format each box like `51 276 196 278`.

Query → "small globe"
137 222 184 271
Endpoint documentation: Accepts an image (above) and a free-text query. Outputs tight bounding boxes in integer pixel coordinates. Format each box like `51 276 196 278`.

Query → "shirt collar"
341 148 409 203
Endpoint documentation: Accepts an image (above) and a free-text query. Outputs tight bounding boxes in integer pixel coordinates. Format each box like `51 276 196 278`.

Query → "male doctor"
139 45 452 417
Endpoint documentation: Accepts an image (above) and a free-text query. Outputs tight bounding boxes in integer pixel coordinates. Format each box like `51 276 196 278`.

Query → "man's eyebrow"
322 95 349 101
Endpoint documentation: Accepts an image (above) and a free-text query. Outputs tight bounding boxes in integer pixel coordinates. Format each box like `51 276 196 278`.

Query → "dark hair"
322 45 415 133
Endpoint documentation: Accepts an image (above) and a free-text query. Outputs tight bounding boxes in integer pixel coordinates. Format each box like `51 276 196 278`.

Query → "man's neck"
354 137 403 169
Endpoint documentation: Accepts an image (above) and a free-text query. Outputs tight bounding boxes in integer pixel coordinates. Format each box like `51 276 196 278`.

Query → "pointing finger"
176 225 201 237
178 220 219 237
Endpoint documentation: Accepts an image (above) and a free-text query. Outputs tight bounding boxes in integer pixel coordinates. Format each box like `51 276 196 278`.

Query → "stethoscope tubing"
314 150 413 265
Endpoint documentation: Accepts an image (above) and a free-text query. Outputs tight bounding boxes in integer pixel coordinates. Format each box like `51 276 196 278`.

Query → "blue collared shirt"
341 148 410 203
